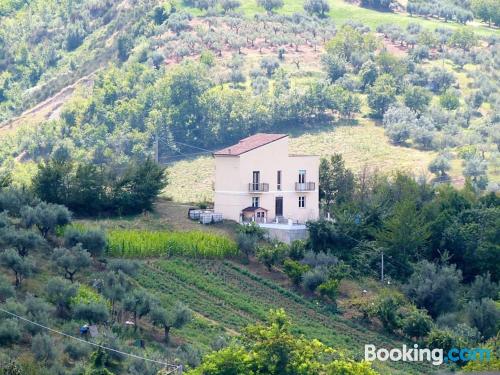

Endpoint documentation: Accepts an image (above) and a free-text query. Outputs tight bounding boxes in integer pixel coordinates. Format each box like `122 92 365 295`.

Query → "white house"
213 133 320 226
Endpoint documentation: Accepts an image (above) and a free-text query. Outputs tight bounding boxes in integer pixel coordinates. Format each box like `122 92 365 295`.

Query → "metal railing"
295 182 315 191
248 183 269 192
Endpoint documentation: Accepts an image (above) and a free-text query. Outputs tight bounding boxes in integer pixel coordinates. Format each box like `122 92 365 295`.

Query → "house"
213 133 320 228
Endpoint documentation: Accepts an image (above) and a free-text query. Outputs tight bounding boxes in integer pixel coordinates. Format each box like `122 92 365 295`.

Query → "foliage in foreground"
107 229 238 258
187 309 379 375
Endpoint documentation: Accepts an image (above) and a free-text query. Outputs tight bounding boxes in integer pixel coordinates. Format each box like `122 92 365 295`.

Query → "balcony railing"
248 183 269 192
295 182 315 191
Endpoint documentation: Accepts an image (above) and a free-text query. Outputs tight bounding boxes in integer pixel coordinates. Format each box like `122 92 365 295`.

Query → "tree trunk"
164 325 171 342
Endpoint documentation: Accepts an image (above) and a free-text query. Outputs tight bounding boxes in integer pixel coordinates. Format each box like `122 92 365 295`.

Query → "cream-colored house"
213 133 319 225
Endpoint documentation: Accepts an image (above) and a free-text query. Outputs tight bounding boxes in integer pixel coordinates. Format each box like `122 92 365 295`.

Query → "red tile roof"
214 133 288 156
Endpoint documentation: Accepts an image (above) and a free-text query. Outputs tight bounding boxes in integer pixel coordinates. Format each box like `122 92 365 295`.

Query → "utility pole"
381 251 384 283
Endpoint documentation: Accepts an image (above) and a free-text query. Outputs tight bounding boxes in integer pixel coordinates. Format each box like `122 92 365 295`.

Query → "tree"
52 245 92 283
32 157 72 205
463 155 488 189
150 302 192 342
428 67 456 93
188 309 379 375
74 302 110 325
383 105 417 145
283 259 310 286
428 153 451 178
449 29 477 51
465 298 500 339
359 60 378 89
321 53 347 82
367 74 397 117
0 249 34 287
469 272 499 301
46 277 78 318
21 202 71 238
404 86 431 113
439 89 460 110
110 158 167 215
304 0 330 17
404 260 462 318
401 308 433 339
124 290 153 330
32 333 56 364
220 0 241 13
0 319 21 345
257 0 284 13
64 227 106 258
471 0 500 27
260 57 280 77
319 154 355 211
1 228 43 257
0 274 14 302
117 35 133 62
376 200 430 279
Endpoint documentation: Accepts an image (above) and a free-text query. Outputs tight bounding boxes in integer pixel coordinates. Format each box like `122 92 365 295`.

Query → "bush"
302 266 329 292
32 333 56 364
289 240 306 261
465 298 500 339
283 259 310 286
317 278 340 301
372 290 406 332
404 261 462 318
0 319 21 345
401 308 433 339
256 242 288 271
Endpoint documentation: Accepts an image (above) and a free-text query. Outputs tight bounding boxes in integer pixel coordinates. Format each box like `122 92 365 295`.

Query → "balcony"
248 183 269 192
295 182 315 191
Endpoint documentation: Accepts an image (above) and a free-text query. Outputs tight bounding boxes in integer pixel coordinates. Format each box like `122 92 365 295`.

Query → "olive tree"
52 245 92 283
150 302 192 342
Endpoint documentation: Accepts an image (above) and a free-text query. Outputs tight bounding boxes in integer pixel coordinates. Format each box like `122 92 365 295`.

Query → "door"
252 171 260 190
275 197 283 217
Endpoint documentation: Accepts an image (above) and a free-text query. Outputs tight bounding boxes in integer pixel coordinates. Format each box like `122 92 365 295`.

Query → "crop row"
106 229 238 258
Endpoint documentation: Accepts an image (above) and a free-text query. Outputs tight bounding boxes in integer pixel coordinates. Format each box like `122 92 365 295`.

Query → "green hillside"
136 257 434 374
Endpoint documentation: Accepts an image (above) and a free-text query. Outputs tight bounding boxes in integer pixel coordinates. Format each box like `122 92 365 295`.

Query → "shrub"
32 334 56 364
465 298 500 339
283 259 310 286
373 290 406 332
107 230 238 258
317 279 340 301
289 240 306 261
0 319 21 345
401 308 433 339
302 266 329 292
256 242 288 271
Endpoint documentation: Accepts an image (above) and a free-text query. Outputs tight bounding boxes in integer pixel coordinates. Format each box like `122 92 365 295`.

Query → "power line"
0 307 182 374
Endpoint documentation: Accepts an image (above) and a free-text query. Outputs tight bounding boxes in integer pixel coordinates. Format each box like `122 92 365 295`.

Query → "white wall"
214 137 319 223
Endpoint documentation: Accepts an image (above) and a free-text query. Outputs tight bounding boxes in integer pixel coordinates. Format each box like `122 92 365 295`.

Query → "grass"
182 0 499 37
136 257 436 374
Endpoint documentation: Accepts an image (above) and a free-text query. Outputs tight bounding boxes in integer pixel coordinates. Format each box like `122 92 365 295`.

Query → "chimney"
228 148 231 154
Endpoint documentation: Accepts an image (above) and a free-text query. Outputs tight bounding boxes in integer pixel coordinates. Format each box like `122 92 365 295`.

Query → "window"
298 170 306 184
298 196 305 208
277 170 282 190
252 171 260 191
252 197 260 208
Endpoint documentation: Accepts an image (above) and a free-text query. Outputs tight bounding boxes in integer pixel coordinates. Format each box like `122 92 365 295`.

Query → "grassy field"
163 119 443 203
135 257 435 374
183 0 499 37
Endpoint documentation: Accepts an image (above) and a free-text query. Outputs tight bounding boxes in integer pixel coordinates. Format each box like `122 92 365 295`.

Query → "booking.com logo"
365 344 492 366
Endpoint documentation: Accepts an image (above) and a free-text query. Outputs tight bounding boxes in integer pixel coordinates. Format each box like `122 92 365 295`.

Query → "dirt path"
0 70 99 137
